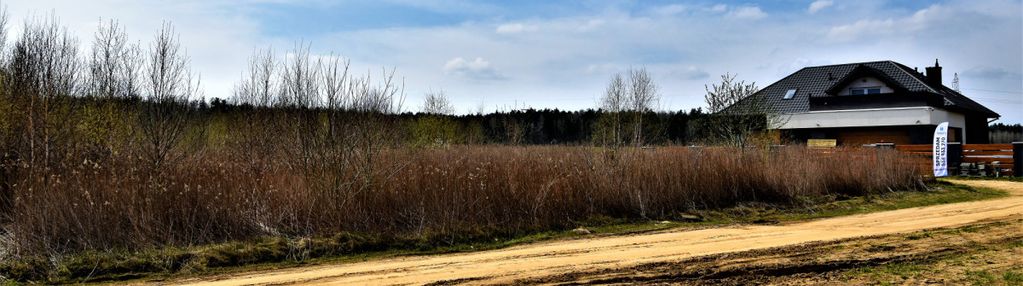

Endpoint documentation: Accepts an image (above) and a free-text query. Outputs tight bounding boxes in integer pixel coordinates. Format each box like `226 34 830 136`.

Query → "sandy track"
174 180 1023 286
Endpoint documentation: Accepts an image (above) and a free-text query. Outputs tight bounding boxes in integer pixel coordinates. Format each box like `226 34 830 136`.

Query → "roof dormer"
825 64 909 96
836 76 895 96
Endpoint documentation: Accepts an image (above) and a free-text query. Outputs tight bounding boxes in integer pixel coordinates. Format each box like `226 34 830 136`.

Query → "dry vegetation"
0 9 928 282
6 146 921 256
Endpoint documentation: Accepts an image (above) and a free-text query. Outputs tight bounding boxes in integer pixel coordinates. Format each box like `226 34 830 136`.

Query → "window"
849 87 882 95
783 88 797 100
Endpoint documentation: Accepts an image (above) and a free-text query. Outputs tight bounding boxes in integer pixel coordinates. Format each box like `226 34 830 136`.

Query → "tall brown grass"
5 145 920 257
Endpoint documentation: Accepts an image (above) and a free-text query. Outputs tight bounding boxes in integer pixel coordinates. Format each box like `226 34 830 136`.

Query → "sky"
4 0 1022 123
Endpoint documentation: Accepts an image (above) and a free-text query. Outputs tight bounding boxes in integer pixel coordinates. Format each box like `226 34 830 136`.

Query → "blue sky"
6 0 1023 123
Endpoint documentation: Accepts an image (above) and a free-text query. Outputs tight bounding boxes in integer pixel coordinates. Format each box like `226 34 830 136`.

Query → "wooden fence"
892 143 1022 176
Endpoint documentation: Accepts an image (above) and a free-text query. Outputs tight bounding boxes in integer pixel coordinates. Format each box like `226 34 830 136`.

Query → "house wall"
836 77 895 95
776 106 965 130
783 125 960 145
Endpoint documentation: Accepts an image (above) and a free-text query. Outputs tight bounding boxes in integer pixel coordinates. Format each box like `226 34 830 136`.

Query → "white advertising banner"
933 122 949 177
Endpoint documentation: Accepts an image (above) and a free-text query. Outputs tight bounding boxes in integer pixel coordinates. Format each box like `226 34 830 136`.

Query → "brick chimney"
925 59 942 87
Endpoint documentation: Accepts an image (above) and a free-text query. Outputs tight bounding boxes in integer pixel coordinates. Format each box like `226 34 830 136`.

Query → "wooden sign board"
808 139 837 148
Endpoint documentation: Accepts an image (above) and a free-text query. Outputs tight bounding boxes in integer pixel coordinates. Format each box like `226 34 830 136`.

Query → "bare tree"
89 19 128 99
349 67 405 193
6 15 83 172
321 53 350 111
593 68 659 217
598 73 627 147
275 43 323 173
231 47 282 174
120 41 144 100
0 4 8 61
703 73 785 147
139 22 201 170
0 5 13 217
627 68 657 147
351 67 404 113
279 42 320 108
421 89 454 115
233 47 277 107
84 19 139 157
89 19 144 100
321 53 352 152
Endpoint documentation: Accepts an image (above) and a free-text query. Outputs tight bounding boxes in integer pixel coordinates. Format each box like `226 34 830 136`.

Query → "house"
745 60 1000 145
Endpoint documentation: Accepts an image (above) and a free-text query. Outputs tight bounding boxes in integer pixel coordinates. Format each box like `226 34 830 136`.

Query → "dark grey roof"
742 60 999 117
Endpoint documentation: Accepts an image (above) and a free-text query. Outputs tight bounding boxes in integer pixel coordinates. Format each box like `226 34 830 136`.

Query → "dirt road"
176 180 1023 285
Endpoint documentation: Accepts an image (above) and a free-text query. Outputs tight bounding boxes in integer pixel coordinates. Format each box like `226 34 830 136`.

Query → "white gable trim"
774 106 965 132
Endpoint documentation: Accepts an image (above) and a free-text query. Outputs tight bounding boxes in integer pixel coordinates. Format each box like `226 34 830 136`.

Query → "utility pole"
952 72 960 92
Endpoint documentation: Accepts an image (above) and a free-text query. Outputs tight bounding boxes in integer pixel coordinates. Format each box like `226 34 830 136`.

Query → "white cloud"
826 4 945 41
808 0 833 14
673 66 710 80
585 63 622 75
443 57 505 80
496 23 537 34
576 19 605 32
653 4 688 16
827 18 898 40
728 6 767 20
709 4 728 13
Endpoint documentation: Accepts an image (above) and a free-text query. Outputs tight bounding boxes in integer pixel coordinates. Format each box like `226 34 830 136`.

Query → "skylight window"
783 89 797 100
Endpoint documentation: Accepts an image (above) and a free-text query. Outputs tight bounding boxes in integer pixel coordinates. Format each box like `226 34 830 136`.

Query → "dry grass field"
0 8 1013 285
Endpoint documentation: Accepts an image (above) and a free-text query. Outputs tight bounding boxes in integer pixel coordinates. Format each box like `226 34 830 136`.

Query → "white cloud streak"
727 6 767 20
496 23 537 34
443 57 505 80
808 0 833 14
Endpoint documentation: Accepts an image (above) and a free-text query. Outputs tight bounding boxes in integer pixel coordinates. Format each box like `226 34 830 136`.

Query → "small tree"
596 68 659 148
703 73 786 147
139 23 201 171
627 68 658 147
279 42 320 109
7 15 83 172
85 20 139 156
597 73 627 147
233 47 277 107
421 89 454 115
414 90 458 146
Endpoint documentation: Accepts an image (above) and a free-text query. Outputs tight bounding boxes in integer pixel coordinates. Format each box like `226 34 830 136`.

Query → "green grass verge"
690 180 1006 224
947 175 1023 183
0 181 1010 284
